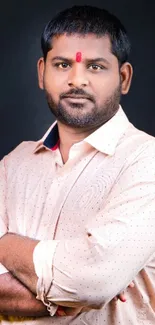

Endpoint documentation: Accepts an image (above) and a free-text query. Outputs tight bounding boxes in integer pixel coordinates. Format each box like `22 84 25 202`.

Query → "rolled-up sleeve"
0 158 8 274
33 141 155 310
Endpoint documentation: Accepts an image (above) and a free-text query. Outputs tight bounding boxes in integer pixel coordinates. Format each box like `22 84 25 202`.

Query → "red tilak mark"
76 52 82 62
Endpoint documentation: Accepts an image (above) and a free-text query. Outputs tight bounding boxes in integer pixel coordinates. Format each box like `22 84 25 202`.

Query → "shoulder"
2 141 39 173
121 123 155 159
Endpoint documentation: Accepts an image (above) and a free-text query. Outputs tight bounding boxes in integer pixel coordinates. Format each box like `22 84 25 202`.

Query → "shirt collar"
33 106 129 156
33 120 58 153
84 105 129 155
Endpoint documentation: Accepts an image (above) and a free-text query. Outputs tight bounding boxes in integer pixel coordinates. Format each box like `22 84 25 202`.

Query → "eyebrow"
51 56 110 65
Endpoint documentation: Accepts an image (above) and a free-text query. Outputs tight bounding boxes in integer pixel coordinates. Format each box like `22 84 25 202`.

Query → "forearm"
0 233 38 294
0 244 82 317
0 233 105 309
0 272 49 317
0 226 151 311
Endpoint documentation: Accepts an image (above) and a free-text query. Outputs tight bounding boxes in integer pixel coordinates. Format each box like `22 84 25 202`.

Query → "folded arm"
1 141 155 312
0 272 49 317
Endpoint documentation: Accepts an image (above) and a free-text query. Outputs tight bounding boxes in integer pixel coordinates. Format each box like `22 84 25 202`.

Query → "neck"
57 121 98 163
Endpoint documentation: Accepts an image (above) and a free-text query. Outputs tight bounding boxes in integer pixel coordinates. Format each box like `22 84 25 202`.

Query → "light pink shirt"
1 106 155 324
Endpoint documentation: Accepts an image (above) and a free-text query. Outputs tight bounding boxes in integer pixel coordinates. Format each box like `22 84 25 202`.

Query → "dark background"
0 0 154 159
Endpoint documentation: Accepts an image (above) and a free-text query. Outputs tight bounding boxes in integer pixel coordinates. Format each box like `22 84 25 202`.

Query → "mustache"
60 89 95 102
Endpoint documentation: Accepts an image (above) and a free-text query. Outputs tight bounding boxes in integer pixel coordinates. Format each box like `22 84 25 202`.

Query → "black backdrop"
0 0 155 159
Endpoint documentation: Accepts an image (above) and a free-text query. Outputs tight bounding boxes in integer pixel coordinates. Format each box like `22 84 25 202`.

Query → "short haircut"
41 5 131 66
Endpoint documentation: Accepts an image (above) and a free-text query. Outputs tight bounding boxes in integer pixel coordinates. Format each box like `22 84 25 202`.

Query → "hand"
113 281 135 302
55 306 82 317
55 281 135 317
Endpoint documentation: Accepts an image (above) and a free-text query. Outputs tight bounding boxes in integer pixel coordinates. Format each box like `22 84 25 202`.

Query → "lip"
62 97 89 104
63 96 89 100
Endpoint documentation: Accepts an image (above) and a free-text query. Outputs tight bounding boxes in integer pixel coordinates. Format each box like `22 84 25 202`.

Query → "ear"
120 62 133 94
37 57 45 89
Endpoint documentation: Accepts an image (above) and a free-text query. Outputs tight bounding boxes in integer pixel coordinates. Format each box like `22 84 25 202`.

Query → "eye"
88 64 104 71
54 62 70 69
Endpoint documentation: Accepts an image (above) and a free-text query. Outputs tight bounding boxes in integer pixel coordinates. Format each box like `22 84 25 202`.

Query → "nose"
68 65 89 88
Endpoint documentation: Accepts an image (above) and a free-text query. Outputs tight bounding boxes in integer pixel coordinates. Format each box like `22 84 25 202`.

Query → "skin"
0 273 48 317
37 33 133 163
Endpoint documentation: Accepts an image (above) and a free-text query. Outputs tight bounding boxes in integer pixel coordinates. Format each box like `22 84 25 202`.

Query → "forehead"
48 34 114 60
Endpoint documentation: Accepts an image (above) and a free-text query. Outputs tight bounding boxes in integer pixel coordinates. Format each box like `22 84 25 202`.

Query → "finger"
56 306 82 317
56 306 67 316
117 292 126 302
128 281 134 288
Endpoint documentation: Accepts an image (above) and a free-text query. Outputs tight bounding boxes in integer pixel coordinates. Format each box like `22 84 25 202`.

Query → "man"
0 4 155 324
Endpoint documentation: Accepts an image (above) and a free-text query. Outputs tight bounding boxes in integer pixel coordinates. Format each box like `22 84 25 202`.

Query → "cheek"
43 70 64 95
94 73 120 94
92 76 120 106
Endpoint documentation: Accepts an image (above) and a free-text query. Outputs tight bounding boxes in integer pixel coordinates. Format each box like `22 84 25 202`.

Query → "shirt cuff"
33 240 60 316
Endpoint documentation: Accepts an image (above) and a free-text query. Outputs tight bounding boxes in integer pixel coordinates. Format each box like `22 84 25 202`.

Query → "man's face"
38 34 132 128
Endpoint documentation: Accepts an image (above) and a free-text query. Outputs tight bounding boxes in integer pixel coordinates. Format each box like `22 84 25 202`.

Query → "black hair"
41 5 131 66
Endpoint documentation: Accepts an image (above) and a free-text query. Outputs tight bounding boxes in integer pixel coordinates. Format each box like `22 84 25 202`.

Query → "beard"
45 83 121 128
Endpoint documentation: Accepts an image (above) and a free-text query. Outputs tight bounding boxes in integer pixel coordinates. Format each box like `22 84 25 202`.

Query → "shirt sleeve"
33 140 155 310
0 159 9 274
